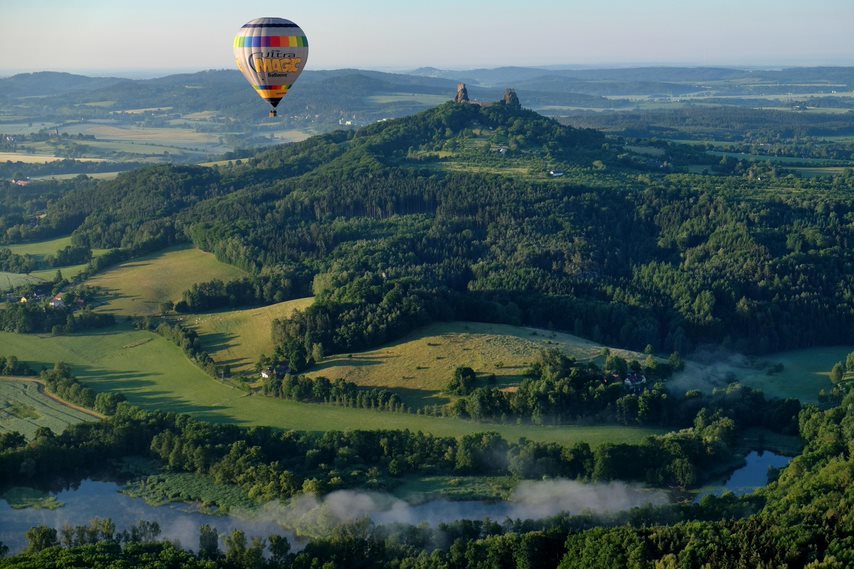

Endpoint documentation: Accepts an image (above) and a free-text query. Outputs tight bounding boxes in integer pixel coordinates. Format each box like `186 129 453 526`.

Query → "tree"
448 366 477 395
198 524 220 560
846 351 854 372
25 526 58 553
829 362 844 384
269 535 291 566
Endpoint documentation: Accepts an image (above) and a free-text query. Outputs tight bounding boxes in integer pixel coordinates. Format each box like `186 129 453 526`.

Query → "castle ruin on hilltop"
454 83 521 109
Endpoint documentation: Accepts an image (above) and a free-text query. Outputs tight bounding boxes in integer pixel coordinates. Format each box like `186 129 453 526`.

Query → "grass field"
0 236 109 291
670 346 852 402
0 271 42 291
308 321 647 407
189 297 314 374
85 246 247 316
0 326 662 444
5 236 110 261
5 235 73 257
738 346 852 401
0 380 95 438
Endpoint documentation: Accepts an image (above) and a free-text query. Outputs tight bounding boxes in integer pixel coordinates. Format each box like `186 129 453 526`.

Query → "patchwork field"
0 380 96 438
308 321 648 407
85 246 247 316
189 297 315 373
0 326 662 444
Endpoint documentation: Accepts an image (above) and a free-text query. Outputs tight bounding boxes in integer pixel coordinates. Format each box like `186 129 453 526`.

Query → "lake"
0 479 294 554
696 450 792 500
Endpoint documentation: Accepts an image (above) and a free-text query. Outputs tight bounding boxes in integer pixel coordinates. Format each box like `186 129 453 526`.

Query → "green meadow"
189 297 315 374
86 245 247 316
308 321 648 407
0 326 662 444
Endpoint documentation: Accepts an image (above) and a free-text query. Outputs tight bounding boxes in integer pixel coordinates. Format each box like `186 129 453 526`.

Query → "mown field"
0 326 662 444
189 297 314 374
85 245 247 316
308 321 648 406
0 380 95 438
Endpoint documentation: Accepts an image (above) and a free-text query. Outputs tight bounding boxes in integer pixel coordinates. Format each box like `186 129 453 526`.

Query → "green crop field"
0 326 662 444
0 380 95 438
189 297 315 373
308 321 648 407
86 245 248 316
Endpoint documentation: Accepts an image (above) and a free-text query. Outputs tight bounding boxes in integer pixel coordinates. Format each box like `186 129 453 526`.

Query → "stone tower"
455 83 470 103
502 88 521 110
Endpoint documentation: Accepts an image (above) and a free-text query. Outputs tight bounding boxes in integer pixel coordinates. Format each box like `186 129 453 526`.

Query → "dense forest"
2 101 852 362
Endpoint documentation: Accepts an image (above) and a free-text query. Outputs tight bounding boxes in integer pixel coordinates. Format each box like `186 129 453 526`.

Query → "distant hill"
0 71 128 99
12 98 851 362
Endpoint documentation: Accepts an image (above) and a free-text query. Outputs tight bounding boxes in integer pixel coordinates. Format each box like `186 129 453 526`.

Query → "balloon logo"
234 17 308 117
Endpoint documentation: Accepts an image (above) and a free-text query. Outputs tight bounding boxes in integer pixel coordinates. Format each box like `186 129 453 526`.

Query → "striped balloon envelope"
233 17 309 117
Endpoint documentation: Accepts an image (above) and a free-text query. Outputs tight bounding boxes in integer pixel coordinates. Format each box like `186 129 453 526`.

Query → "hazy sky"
1 0 852 75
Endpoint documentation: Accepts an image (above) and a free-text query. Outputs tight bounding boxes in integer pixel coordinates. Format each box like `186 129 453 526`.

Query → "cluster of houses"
13 288 84 310
602 371 648 392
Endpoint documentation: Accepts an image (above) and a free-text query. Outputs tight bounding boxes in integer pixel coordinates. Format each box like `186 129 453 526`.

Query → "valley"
0 65 852 569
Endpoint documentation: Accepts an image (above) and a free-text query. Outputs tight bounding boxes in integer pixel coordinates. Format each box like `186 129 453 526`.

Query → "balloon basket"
269 110 278 118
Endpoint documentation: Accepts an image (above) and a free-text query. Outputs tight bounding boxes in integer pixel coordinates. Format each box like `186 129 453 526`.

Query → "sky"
1 0 852 76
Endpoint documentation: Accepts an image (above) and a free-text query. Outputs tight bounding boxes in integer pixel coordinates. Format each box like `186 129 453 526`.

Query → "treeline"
136 318 221 377
0 159 147 180
261 374 408 413
0 244 92 274
0 303 113 335
41 362 126 415
437 350 801 431
0 398 747 506
175 270 312 313
0 354 33 376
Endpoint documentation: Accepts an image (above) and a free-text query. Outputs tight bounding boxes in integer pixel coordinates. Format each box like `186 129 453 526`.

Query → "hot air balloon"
233 17 308 117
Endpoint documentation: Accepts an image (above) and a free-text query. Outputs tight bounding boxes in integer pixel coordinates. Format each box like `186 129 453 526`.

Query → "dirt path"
0 375 105 420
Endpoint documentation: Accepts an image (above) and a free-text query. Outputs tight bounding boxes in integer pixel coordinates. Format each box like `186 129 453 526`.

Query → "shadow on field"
72 364 247 425
312 353 391 373
384 386 451 410
200 331 239 352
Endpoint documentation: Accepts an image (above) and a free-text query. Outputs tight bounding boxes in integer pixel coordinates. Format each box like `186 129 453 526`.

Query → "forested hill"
4 100 853 362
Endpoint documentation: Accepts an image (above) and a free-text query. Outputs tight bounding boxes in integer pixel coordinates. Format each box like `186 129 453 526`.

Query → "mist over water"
256 479 670 529
1 479 669 554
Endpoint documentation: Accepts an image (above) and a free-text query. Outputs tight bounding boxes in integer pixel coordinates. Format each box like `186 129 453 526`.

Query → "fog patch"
251 479 669 534
667 348 754 394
